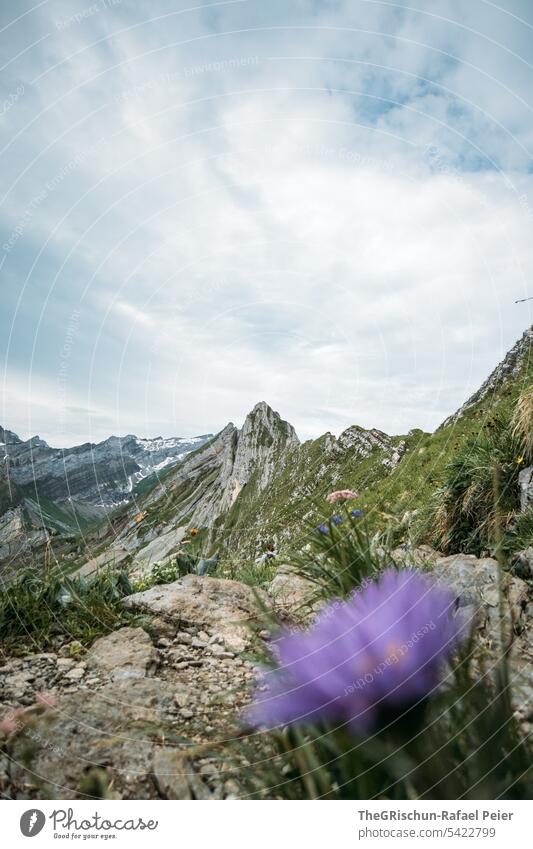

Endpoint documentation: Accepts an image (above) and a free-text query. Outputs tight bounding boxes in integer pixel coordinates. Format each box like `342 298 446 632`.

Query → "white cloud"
1 0 533 446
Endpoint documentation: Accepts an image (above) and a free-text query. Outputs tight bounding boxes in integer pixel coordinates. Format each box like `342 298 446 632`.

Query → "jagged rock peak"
442 325 533 427
0 426 22 445
241 401 299 443
215 403 299 510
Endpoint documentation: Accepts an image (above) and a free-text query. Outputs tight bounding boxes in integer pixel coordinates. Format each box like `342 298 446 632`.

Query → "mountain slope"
116 327 533 566
0 427 212 574
5 326 533 576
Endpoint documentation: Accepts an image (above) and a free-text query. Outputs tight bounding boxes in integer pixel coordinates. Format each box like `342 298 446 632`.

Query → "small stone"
175 632 192 645
180 708 194 720
173 689 189 708
56 658 75 670
65 665 86 681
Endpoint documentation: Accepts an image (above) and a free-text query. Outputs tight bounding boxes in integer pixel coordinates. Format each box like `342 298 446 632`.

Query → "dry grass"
512 384 533 460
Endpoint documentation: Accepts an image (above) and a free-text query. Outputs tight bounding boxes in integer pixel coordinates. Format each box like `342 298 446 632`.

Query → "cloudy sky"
1 0 533 446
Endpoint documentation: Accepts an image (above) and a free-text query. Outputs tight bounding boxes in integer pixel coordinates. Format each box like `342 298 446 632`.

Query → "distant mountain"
73 328 533 576
3 326 533 577
1 429 212 509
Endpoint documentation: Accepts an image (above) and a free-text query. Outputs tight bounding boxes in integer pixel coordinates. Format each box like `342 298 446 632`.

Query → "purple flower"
245 568 470 734
350 509 365 519
316 515 344 534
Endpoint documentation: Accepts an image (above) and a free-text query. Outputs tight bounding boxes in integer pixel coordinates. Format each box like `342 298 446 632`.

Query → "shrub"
432 413 522 555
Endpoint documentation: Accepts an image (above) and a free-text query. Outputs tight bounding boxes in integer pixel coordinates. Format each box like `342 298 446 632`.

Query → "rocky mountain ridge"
2 326 533 577
0 427 212 574
442 326 533 427
1 427 212 508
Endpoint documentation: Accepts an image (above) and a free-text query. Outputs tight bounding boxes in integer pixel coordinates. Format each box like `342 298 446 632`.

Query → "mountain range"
1 326 532 577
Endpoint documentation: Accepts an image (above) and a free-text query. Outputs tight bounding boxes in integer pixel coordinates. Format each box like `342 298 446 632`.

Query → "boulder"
513 547 533 579
518 466 533 512
267 566 317 620
432 554 528 650
123 575 267 651
7 679 181 799
391 545 442 568
87 627 157 680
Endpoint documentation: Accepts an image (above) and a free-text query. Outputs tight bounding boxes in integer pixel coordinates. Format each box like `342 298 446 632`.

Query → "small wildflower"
189 527 198 536
316 515 343 534
245 568 470 734
516 456 525 465
326 489 359 503
350 509 364 519
35 692 56 709
0 717 18 736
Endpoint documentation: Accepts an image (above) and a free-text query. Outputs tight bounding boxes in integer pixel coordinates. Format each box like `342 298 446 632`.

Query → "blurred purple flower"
350 509 365 519
245 568 470 734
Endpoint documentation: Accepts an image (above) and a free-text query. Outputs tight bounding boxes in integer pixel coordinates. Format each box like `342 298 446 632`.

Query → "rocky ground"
0 553 531 799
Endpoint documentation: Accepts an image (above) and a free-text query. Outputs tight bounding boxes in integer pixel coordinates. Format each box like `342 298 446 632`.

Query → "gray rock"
152 748 192 799
87 627 157 680
123 575 267 651
513 547 533 578
518 467 533 512
129 527 187 573
431 554 529 681
268 566 317 621
8 679 179 799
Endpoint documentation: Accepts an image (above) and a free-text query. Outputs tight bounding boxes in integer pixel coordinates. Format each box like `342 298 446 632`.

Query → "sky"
1 0 533 446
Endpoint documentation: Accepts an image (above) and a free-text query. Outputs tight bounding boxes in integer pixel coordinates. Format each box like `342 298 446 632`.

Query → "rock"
519 466 533 512
8 679 180 799
268 566 317 620
129 527 187 573
152 748 192 799
76 547 131 578
64 665 86 681
431 554 529 687
87 627 157 680
123 575 267 651
173 687 189 708
513 547 533 579
391 545 443 568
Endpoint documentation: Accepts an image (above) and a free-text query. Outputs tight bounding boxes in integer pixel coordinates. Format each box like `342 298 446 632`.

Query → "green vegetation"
0 567 139 652
130 551 200 592
218 552 278 588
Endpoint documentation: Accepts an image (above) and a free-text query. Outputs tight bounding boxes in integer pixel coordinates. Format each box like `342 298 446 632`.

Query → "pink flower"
326 489 359 503
0 717 18 735
36 692 56 708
